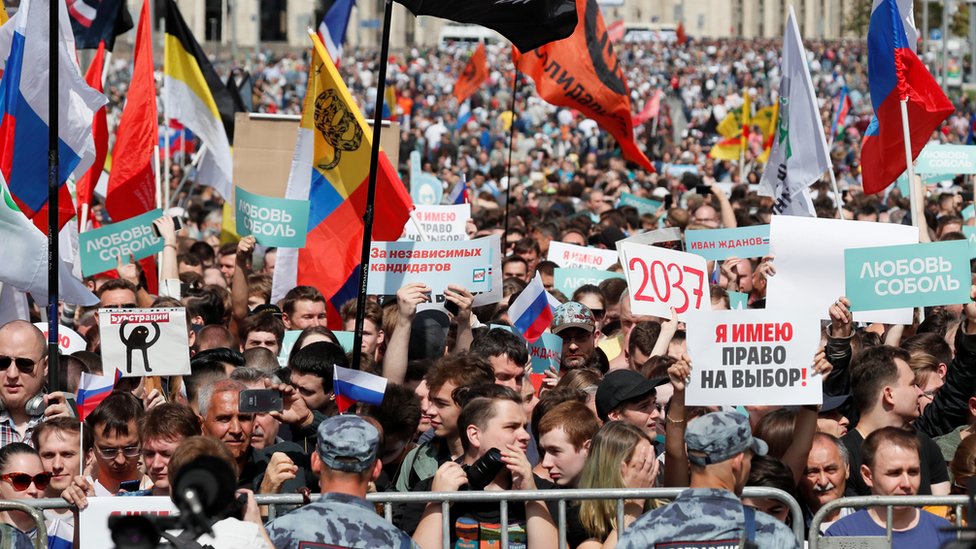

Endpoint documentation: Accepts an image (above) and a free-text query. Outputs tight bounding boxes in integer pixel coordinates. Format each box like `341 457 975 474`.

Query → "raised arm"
383 282 431 385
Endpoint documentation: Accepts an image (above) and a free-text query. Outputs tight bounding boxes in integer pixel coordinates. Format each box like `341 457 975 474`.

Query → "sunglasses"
0 472 51 491
590 308 606 320
0 356 36 374
103 303 138 309
96 445 142 460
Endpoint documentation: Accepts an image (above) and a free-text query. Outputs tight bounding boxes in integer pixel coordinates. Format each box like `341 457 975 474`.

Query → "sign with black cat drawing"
98 308 191 378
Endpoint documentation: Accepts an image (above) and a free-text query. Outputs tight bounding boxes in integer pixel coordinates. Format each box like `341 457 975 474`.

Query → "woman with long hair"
0 443 49 544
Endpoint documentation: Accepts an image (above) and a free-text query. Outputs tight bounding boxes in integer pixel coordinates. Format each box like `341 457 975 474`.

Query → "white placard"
766 216 916 324
98 308 191 377
402 204 471 242
472 235 503 307
547 241 619 270
685 308 822 406
618 227 683 248
365 238 494 295
618 241 709 320
79 496 179 548
34 323 86 355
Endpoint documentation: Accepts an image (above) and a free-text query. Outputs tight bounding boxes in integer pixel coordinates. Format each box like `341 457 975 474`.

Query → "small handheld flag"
334 365 387 413
509 273 555 343
76 372 116 422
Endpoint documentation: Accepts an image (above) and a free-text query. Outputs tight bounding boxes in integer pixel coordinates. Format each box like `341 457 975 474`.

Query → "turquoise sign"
80 209 164 276
409 151 443 205
915 144 976 175
553 268 625 296
235 186 310 248
964 205 975 222
964 226 976 259
845 240 972 311
617 192 662 216
728 291 749 310
685 225 770 261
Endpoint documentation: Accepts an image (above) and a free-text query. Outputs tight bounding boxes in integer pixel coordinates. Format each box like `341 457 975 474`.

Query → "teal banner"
80 209 164 276
235 186 310 247
685 225 770 261
915 144 976 175
553 268 624 296
964 205 975 221
845 241 972 311
964 226 976 259
728 291 749 310
617 192 662 216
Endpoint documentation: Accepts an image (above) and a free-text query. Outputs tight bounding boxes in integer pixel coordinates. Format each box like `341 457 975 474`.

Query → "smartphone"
119 480 141 493
151 216 184 238
663 194 673 209
239 389 283 413
694 184 713 195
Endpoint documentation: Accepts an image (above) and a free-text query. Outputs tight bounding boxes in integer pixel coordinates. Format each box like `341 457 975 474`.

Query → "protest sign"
547 241 619 270
728 291 749 310
618 241 708 319
366 238 493 295
402 204 471 242
80 496 178 548
98 308 191 377
964 205 975 221
766 216 916 324
963 226 976 258
618 227 683 251
685 225 770 261
235 186 310 248
472 235 504 307
553 268 624 296
845 241 972 311
528 332 562 395
914 144 976 175
409 151 443 205
278 329 354 366
617 192 662 216
685 309 822 406
33 323 86 355
663 164 698 177
80 209 164 276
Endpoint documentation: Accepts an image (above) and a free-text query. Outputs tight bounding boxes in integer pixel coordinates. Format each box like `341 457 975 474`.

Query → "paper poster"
963 226 976 258
686 309 822 406
845 241 972 311
472 235 504 307
33 323 86 355
618 241 709 320
278 329 357 366
685 225 770 261
553 268 624 296
547 241 620 269
618 227 684 251
728 291 749 310
409 151 443 205
617 192 662 216
529 333 562 395
98 308 191 377
402 204 471 242
914 144 976 175
80 209 164 276
79 496 178 549
235 186 310 247
366 238 494 295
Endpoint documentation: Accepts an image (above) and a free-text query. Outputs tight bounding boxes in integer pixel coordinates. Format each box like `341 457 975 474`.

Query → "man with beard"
551 303 602 373
800 433 852 532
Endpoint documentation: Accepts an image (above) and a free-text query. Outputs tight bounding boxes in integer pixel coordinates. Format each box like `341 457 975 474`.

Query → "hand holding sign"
618 242 708 319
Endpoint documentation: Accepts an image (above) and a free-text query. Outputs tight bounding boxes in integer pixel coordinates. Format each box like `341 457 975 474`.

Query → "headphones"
0 393 47 417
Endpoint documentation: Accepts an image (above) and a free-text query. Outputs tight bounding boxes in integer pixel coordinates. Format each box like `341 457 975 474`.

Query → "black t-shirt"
841 428 949 496
534 477 591 549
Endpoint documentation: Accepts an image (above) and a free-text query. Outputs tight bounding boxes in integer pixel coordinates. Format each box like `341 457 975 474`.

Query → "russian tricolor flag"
76 372 115 422
860 0 953 195
831 86 851 138
334 365 387 414
509 273 555 343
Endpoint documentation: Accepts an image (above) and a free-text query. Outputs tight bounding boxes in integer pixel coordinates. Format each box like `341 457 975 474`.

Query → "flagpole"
503 69 520 244
350 0 393 371
48 0 61 393
900 99 923 238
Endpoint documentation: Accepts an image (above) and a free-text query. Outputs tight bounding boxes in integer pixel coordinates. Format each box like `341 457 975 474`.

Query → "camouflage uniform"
265 415 419 549
617 411 800 549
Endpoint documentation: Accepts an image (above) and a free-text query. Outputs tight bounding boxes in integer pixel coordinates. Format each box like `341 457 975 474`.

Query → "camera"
463 448 504 491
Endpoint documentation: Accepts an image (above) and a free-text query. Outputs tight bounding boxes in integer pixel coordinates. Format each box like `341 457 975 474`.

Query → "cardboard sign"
963 226 976 258
618 241 709 319
547 241 619 270
98 308 191 377
33 323 86 355
79 496 178 548
618 227 684 251
553 268 625 296
366 238 493 295
402 204 471 242
80 209 164 276
915 144 976 175
235 186 310 247
766 216 916 325
617 192 662 216
529 332 562 395
472 235 504 307
409 151 443 205
685 225 770 261
845 241 972 311
685 309 822 406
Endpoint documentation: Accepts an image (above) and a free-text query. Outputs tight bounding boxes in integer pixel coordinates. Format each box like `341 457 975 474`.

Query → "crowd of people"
4 28 976 549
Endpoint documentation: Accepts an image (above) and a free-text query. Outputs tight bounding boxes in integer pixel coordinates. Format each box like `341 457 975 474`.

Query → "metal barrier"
809 495 972 549
27 487 802 548
0 501 48 549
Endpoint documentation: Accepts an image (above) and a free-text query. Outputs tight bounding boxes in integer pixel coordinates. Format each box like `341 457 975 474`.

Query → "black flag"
394 0 578 52
68 0 133 51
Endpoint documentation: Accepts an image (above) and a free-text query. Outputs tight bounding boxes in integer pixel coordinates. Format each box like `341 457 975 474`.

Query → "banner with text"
618 227 683 251
685 309 822 406
845 241 972 311
553 268 625 296
685 225 770 261
402 204 471 242
618 241 709 319
366 238 493 295
914 144 976 175
235 186 310 247
529 332 561 395
617 192 662 216
33 323 86 355
964 226 976 258
547 241 619 270
98 308 191 377
80 209 164 276
80 497 178 548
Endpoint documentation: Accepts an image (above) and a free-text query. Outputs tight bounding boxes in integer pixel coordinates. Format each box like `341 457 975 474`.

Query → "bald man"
0 321 49 446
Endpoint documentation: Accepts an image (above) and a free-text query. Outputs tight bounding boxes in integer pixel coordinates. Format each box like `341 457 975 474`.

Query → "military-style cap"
551 302 596 335
317 415 379 473
685 411 767 466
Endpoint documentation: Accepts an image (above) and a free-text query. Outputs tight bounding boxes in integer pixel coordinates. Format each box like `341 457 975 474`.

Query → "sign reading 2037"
618 242 709 319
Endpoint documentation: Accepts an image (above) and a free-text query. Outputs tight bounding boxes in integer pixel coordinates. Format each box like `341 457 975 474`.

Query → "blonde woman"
577 421 657 549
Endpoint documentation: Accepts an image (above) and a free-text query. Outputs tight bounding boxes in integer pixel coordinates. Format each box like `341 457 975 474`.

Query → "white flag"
758 6 831 217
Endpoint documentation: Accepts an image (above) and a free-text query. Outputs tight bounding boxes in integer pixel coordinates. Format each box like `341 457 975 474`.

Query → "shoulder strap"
739 505 757 549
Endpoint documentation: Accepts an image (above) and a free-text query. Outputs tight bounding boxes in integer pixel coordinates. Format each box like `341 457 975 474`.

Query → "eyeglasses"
103 303 138 309
0 356 36 374
590 308 606 320
95 445 141 460
0 472 51 491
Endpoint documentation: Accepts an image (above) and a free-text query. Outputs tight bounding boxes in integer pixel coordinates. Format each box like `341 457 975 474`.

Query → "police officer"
265 415 419 548
617 411 799 549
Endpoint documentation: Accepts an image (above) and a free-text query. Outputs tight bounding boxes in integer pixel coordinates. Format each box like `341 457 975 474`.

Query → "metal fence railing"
0 500 48 549
25 486 803 548
809 495 973 549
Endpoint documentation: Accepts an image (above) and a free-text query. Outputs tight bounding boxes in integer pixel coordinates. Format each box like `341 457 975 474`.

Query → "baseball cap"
317 415 380 473
551 302 596 335
595 370 669 422
588 227 627 250
685 411 768 466
821 393 850 413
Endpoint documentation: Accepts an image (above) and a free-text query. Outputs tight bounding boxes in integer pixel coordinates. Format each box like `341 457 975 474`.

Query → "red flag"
453 43 489 104
105 0 157 222
632 89 662 126
676 22 688 45
607 20 625 43
515 0 654 172
76 40 108 226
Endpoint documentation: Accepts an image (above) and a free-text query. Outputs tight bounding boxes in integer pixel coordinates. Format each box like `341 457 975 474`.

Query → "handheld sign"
964 204 975 222
618 241 708 319
914 144 976 175
409 151 443 205
618 227 683 251
235 186 310 248
528 332 562 396
685 225 770 261
471 234 504 307
547 241 619 269
402 204 471 242
80 209 164 276
80 497 178 548
963 226 976 258
98 308 191 377
553 268 624 296
617 192 662 216
845 241 972 311
366 238 493 295
33 323 86 355
685 309 822 406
